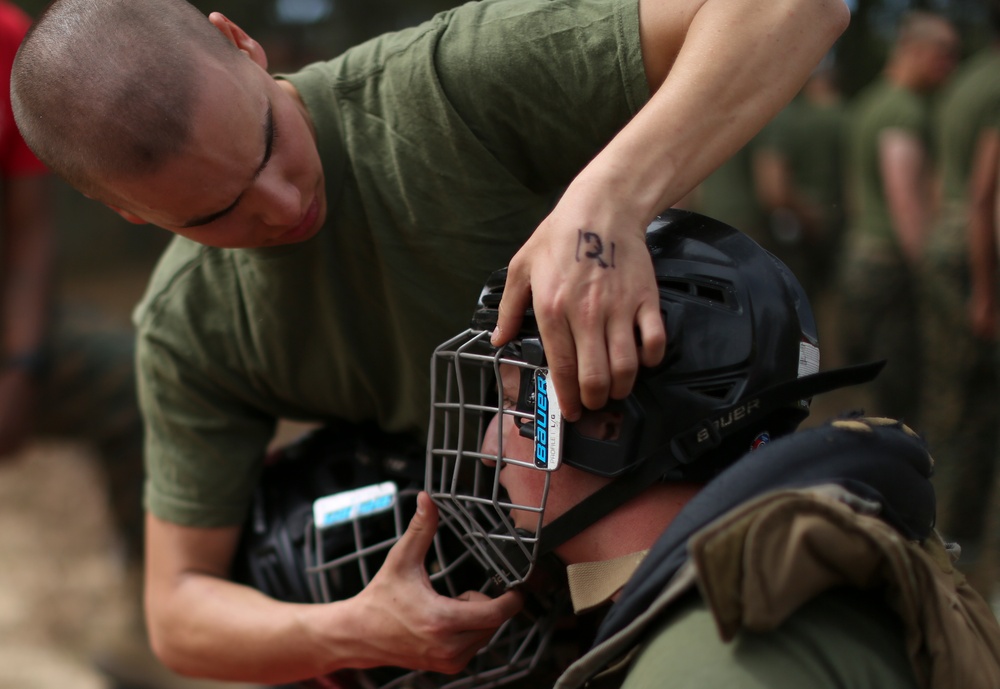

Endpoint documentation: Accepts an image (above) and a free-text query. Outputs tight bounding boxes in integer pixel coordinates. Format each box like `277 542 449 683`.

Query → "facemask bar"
304 479 496 602
427 328 556 588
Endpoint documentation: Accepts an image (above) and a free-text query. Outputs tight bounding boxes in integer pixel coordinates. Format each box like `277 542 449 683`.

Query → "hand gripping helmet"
232 421 567 689
426 209 882 588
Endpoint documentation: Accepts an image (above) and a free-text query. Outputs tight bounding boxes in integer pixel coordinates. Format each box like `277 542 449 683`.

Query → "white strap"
566 550 649 614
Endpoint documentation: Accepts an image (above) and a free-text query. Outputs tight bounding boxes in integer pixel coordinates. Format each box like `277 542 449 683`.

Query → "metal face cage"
426 328 561 589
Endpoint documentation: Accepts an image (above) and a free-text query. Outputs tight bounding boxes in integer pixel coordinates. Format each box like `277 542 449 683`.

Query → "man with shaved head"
12 0 847 684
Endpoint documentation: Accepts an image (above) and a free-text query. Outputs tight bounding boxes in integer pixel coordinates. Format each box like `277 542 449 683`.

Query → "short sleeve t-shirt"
622 590 917 689
845 78 931 245
759 97 846 232
929 49 1000 256
135 0 648 527
935 50 1000 205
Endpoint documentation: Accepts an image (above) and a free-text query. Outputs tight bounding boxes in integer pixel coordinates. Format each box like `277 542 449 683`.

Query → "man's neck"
557 482 700 566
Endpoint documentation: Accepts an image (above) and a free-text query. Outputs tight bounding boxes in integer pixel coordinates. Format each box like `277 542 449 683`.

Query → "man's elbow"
145 600 204 678
777 0 850 45
813 0 850 43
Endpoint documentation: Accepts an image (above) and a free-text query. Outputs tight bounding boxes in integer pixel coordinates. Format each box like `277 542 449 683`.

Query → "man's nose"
249 178 302 228
481 415 500 466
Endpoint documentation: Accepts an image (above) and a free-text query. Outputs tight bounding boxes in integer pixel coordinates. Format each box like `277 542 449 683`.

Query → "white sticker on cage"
313 481 397 529
798 341 820 377
533 369 563 471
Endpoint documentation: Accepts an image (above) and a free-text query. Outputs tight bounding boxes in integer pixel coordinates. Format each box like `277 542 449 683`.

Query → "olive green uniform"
921 49 1000 558
757 96 846 301
838 78 932 423
135 0 649 527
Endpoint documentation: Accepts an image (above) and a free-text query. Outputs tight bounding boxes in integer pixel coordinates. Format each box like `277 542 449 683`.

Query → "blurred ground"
0 262 263 689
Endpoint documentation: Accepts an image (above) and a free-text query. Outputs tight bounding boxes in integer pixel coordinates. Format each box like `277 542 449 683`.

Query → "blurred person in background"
1 2 165 688
686 138 771 252
754 57 847 311
837 11 960 425
924 0 1000 601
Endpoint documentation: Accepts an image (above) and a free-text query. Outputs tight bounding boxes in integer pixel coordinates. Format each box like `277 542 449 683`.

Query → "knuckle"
533 297 564 323
579 371 610 406
427 643 471 675
642 327 667 353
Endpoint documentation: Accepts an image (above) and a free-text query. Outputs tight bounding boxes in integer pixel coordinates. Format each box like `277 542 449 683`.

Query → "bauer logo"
533 369 562 471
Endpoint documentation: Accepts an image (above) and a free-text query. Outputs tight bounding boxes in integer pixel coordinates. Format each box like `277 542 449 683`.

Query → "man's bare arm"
145 494 522 684
880 128 929 266
494 0 850 421
968 128 1000 339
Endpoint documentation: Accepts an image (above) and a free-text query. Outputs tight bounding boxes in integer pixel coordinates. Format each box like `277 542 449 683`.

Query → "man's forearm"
148 569 350 684
145 494 520 684
880 130 928 265
968 129 1000 336
607 0 850 223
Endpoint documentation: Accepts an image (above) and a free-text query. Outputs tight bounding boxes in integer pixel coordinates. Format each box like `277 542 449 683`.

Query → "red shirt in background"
0 0 47 179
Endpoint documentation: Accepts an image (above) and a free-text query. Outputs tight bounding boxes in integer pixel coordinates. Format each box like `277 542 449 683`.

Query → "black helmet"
232 422 432 604
426 209 881 588
233 422 567 689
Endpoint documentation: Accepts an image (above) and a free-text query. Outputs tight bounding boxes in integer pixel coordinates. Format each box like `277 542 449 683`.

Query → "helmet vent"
686 381 736 401
659 278 730 306
695 284 727 303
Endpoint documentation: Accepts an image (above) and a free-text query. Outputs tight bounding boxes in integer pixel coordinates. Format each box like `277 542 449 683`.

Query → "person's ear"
575 410 623 442
208 12 268 70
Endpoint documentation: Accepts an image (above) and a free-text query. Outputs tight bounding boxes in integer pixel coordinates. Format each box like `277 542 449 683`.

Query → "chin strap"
533 360 886 564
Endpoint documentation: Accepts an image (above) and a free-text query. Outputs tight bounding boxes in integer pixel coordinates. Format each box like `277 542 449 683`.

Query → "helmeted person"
230 421 571 689
9 0 849 682
428 209 1000 689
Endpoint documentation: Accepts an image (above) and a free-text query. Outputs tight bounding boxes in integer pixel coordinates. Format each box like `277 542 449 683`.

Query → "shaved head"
894 10 956 50
11 0 244 198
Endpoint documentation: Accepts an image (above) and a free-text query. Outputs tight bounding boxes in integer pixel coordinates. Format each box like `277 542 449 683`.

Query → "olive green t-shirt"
134 0 648 527
693 140 768 244
759 96 846 233
845 77 932 246
929 49 1000 257
622 590 917 689
935 49 1000 206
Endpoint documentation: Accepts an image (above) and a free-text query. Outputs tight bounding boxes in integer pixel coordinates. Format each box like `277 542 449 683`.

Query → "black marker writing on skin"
576 230 616 268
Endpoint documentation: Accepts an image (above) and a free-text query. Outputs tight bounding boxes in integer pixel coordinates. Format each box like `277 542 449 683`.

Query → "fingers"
496 211 667 419
635 295 667 368
491 265 531 347
416 588 523 674
455 588 525 618
544 296 666 419
539 318 583 421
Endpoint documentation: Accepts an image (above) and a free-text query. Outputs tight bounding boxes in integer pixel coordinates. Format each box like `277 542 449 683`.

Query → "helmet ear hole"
686 380 739 402
574 408 624 441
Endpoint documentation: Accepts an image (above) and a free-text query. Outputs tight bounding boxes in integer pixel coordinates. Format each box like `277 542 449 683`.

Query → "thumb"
391 491 440 566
